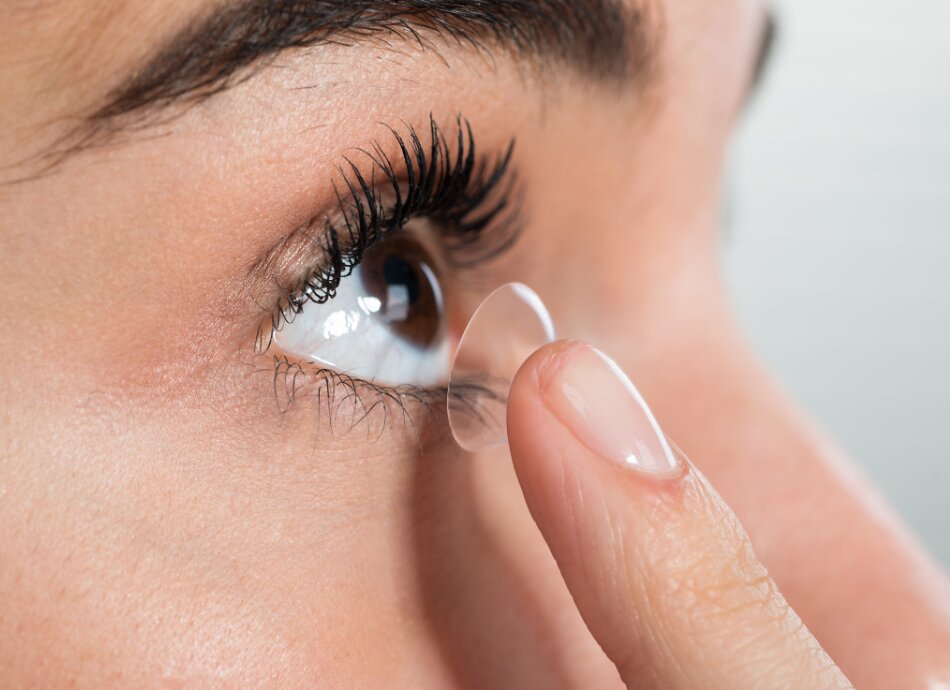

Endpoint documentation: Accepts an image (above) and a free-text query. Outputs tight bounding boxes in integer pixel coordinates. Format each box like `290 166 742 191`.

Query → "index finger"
507 341 853 689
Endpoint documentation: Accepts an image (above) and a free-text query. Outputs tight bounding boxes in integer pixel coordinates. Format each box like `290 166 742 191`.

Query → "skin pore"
1 0 948 688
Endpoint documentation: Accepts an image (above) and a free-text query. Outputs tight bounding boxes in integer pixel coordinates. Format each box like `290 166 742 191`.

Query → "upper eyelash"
267 115 521 340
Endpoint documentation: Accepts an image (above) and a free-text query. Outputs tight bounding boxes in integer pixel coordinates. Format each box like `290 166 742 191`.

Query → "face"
0 0 769 686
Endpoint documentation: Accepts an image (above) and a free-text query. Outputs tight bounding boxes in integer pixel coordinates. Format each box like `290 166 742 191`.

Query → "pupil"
361 236 443 349
383 255 421 305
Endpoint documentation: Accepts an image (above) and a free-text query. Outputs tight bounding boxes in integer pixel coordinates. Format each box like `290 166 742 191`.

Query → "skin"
0 0 948 688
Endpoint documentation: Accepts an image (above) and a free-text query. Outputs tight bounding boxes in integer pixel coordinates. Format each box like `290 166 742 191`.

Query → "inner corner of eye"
271 233 453 390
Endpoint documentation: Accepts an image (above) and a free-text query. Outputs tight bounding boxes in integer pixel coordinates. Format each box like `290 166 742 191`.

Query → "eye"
273 235 452 387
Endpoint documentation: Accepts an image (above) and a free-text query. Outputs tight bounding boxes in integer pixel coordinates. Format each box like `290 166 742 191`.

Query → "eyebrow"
89 0 655 130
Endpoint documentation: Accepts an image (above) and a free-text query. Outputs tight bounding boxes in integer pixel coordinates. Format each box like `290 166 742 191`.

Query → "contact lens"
447 283 556 452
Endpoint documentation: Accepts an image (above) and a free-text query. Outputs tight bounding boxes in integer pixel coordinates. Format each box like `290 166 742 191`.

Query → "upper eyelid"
285 119 521 316
246 116 522 351
245 117 512 285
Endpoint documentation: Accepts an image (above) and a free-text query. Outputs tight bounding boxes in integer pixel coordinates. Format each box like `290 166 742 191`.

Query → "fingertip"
506 340 585 502
510 340 587 398
514 340 685 480
507 340 585 447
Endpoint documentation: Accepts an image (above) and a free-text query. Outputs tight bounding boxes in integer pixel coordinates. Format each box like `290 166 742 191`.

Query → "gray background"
727 0 949 565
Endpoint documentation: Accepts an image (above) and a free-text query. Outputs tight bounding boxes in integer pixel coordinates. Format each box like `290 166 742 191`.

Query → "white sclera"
447 283 555 452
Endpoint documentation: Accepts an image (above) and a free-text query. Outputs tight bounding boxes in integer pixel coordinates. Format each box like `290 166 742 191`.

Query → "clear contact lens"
447 283 555 452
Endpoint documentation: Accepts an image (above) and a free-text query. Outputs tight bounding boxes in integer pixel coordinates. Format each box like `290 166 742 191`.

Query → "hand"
507 341 854 689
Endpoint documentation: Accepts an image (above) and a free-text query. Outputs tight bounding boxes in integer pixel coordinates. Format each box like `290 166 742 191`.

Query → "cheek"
0 392 449 685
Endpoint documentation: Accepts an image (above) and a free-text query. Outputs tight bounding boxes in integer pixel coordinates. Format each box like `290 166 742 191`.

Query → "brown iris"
359 236 444 349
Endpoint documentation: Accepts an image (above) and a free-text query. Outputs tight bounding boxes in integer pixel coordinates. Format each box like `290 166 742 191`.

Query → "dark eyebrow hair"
91 0 655 130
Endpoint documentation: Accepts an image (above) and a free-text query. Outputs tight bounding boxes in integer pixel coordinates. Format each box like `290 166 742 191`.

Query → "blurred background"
727 0 949 565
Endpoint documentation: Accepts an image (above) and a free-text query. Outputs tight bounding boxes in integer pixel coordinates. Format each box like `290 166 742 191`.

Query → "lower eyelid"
259 353 449 434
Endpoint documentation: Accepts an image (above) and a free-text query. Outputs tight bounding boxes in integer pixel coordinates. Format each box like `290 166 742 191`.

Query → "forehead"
0 0 192 112
2 0 193 62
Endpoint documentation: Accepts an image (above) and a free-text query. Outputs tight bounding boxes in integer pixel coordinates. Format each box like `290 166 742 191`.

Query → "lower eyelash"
260 355 502 442
263 354 447 437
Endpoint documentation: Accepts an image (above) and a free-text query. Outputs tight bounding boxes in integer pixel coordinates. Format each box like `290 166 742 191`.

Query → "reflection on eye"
273 235 452 387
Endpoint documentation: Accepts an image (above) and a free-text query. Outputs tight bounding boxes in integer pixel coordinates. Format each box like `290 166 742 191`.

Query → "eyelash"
268 354 452 437
256 116 522 427
263 115 520 341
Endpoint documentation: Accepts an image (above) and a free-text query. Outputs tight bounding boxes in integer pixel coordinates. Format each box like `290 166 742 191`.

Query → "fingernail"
541 343 681 477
